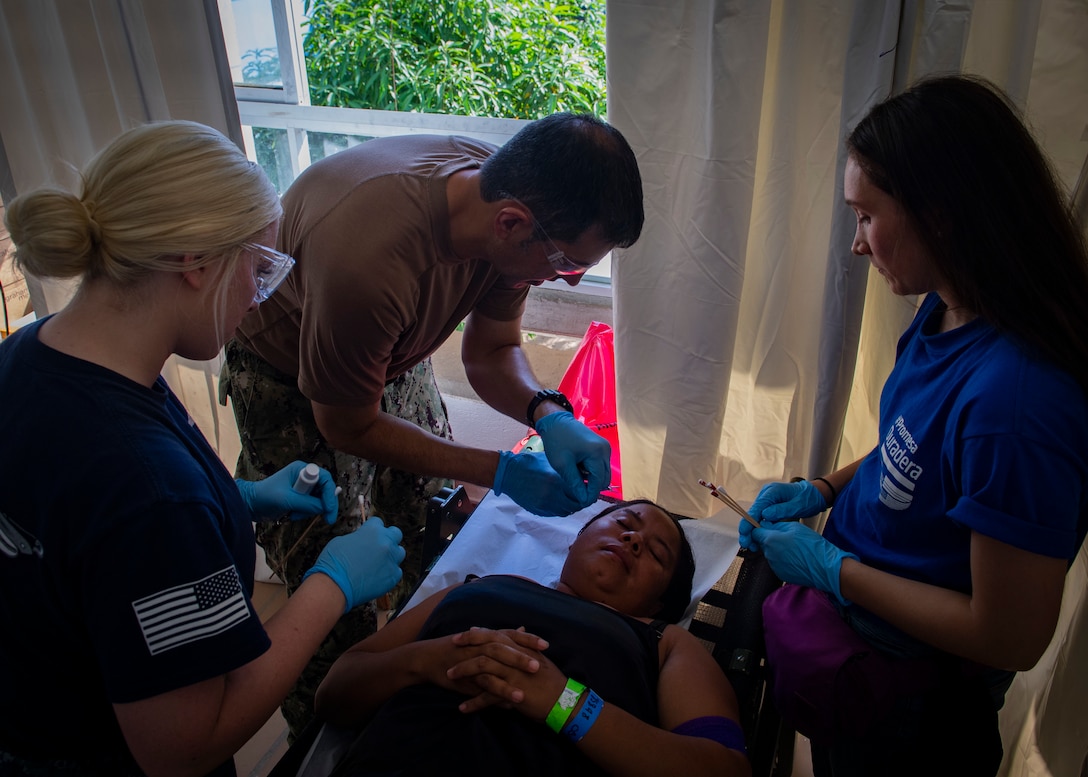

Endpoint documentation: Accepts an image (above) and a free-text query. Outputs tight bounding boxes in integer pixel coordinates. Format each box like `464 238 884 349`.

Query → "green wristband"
545 677 587 733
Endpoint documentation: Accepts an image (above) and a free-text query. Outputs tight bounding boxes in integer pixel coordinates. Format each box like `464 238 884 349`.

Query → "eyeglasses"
535 220 598 275
242 242 295 303
507 196 600 276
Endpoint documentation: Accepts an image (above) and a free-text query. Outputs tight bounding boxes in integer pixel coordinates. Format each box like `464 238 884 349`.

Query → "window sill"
524 282 612 338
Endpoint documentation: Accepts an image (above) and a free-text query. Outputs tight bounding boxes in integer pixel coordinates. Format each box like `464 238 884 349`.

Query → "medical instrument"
699 479 760 529
274 467 343 582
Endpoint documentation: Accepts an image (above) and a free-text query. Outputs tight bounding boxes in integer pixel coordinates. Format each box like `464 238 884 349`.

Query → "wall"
431 328 583 452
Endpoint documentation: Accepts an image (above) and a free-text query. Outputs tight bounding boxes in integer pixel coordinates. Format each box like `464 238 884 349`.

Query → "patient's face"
559 502 681 618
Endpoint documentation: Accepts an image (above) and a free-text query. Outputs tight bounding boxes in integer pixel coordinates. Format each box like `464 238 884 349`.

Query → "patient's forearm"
577 702 750 777
316 640 437 728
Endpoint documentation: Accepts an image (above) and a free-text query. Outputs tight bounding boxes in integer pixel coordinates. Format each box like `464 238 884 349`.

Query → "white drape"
607 1 1088 774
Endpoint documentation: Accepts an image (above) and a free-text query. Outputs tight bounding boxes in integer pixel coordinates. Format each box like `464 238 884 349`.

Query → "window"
216 0 615 325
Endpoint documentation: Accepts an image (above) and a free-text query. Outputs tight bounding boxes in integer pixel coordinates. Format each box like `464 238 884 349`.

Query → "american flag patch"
133 566 250 655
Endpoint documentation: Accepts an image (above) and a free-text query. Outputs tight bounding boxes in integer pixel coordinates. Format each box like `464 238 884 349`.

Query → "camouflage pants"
220 339 453 741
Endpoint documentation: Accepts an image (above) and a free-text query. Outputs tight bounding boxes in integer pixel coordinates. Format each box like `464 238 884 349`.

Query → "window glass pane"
249 127 290 193
219 0 283 88
306 132 374 165
302 0 606 119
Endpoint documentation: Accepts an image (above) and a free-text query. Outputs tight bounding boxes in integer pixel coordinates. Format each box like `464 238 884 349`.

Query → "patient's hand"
445 627 565 719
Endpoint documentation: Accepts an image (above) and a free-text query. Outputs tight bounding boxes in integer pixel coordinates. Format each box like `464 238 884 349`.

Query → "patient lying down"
315 499 752 777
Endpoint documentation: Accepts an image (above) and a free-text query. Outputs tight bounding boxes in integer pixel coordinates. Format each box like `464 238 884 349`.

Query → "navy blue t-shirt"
826 293 1088 592
0 318 270 771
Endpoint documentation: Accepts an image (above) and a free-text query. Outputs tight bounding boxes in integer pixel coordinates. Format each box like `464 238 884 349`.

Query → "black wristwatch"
526 389 573 429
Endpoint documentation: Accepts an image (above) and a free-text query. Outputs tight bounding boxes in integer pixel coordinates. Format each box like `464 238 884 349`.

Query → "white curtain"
0 0 244 457
607 1 1088 774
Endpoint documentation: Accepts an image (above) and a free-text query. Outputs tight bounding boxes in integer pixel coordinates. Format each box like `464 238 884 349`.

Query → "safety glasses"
506 196 600 276
534 219 599 275
242 242 295 304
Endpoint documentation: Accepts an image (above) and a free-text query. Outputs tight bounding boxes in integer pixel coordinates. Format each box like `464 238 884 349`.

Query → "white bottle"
292 462 321 494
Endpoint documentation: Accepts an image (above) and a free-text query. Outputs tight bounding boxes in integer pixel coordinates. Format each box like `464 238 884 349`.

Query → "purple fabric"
672 715 747 754
762 584 941 746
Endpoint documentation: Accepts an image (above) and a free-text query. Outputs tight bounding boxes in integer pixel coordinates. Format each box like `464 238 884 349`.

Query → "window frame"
225 0 307 105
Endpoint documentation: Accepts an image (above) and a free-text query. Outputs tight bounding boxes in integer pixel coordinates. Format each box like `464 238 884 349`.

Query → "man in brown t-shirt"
221 112 644 737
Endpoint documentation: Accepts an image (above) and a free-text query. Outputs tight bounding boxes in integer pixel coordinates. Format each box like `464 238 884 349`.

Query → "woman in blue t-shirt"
0 121 406 776
740 75 1088 776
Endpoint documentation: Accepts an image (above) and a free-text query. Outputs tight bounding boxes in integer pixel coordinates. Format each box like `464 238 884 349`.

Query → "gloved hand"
750 480 827 522
236 460 339 524
750 520 857 605
738 480 826 551
303 517 406 613
533 411 611 503
493 450 585 516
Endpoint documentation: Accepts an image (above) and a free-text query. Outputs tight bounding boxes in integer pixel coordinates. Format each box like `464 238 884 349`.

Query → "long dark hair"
846 74 1088 394
579 499 696 623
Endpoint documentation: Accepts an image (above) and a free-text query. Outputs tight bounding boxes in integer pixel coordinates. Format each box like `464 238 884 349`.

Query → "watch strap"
526 389 573 429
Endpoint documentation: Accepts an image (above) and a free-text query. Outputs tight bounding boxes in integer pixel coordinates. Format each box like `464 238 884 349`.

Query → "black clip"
421 485 470 575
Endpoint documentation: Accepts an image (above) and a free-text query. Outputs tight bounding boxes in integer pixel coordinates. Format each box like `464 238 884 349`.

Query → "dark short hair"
579 498 696 623
479 112 644 248
846 74 1088 394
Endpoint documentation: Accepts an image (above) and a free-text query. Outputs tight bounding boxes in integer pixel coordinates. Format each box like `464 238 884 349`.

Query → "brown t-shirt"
235 134 528 406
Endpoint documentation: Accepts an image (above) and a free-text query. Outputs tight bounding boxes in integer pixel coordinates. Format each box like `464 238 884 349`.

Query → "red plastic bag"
515 321 622 500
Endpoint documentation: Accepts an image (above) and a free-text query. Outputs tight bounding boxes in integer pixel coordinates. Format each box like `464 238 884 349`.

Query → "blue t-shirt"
0 318 270 770
825 293 1088 593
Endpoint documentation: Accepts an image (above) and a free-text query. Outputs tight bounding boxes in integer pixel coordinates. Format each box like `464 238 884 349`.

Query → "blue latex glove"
750 480 827 522
236 461 339 524
493 450 585 516
533 411 611 504
303 517 406 613
739 480 826 551
749 520 858 605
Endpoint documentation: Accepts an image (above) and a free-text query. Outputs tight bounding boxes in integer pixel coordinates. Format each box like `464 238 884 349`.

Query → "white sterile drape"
0 0 244 459
607 1 1088 775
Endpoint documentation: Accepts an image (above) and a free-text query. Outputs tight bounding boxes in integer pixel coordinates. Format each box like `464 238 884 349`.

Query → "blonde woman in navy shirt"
0 121 405 776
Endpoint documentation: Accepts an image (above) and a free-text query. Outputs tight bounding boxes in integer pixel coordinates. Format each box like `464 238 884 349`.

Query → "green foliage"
301 0 606 119
241 47 282 85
